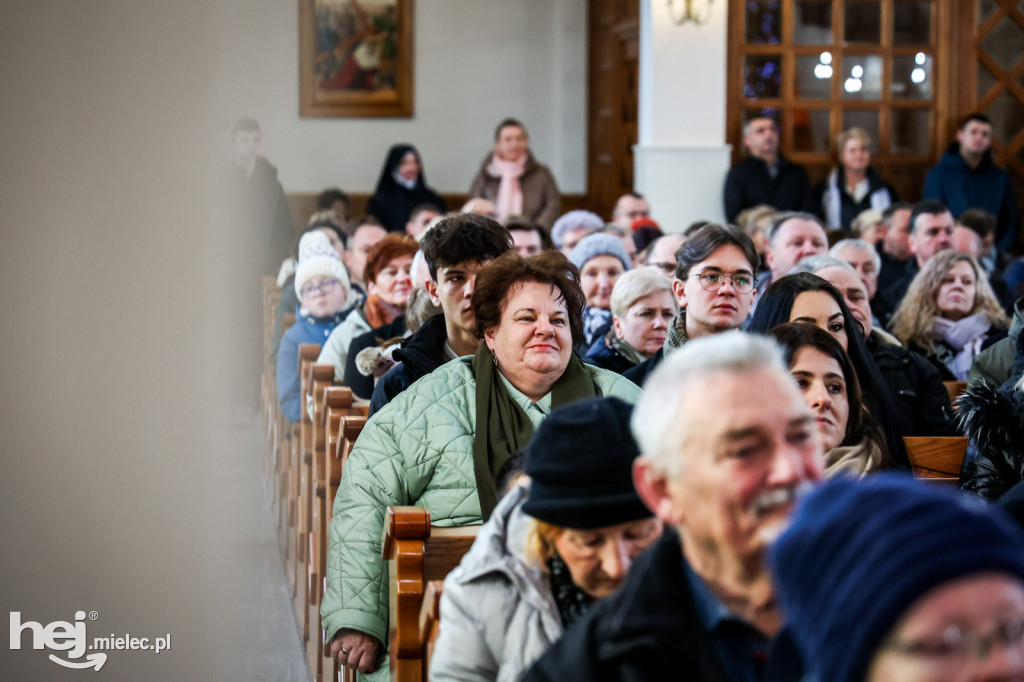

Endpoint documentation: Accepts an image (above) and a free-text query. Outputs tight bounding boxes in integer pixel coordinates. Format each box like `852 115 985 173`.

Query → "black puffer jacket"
958 380 1024 501
867 332 957 436
368 313 449 416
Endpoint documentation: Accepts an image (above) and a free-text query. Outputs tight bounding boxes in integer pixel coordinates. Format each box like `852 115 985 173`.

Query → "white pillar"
636 0 731 231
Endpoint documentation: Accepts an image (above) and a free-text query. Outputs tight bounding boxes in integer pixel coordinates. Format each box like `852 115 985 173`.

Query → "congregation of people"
241 108 1024 681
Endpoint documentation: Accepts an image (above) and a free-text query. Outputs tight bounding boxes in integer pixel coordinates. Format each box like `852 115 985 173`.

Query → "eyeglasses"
690 271 754 294
299 279 340 298
883 615 1024 662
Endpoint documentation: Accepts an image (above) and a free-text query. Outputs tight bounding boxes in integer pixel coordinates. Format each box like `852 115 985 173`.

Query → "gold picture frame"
299 0 413 118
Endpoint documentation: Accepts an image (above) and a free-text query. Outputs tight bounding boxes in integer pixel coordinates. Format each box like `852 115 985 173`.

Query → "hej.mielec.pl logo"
10 610 172 671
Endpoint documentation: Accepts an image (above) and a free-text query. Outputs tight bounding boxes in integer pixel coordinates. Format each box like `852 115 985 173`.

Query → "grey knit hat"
294 230 351 298
569 233 632 273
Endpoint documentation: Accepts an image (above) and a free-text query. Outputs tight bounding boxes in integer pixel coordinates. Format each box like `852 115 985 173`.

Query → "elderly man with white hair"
790 255 956 437
524 331 823 682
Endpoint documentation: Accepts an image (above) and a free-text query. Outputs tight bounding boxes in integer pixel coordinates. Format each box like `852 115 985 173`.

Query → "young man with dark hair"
369 214 513 414
924 113 1020 251
624 224 760 386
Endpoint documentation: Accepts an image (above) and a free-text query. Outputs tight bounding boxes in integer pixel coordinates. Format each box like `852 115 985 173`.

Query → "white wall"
212 0 588 194
636 0 731 229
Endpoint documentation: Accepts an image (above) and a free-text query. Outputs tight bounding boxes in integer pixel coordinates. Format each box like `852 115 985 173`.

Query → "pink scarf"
488 153 526 221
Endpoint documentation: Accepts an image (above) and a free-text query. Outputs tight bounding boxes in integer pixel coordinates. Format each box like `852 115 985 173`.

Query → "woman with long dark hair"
748 272 908 466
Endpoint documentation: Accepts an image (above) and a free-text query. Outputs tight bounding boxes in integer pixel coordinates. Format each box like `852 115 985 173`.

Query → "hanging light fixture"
668 0 714 25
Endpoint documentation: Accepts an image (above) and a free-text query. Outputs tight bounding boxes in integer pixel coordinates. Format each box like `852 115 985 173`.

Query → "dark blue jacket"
923 144 1020 250
583 334 640 375
276 309 348 423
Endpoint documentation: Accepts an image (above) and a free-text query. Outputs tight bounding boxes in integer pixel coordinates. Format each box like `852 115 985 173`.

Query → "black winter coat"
342 315 407 400
368 314 449 416
867 333 957 437
623 348 664 387
723 155 816 224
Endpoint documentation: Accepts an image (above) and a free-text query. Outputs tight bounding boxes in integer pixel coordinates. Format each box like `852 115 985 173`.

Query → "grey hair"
767 211 827 247
610 268 676 319
789 254 856 276
631 331 788 475
1016 372 1024 393
830 238 881 272
551 210 603 248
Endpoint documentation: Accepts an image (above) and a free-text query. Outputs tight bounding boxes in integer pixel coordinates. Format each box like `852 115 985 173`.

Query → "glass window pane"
986 91 1024 147
980 18 1024 71
796 54 834 99
979 0 999 23
845 2 881 45
744 55 783 99
747 1 782 44
891 110 931 155
978 62 998 98
841 55 883 100
892 53 933 100
795 1 832 45
842 111 880 149
793 108 831 153
893 2 931 45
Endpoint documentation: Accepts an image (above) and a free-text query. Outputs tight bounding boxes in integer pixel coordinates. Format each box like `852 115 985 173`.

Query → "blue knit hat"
569 233 632 273
521 397 651 529
770 474 1024 682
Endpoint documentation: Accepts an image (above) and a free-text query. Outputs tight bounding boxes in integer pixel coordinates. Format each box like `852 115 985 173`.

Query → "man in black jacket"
525 332 823 681
723 116 816 224
369 213 513 414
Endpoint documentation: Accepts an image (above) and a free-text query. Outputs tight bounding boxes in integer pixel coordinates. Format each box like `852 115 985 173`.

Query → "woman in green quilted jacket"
321 250 642 678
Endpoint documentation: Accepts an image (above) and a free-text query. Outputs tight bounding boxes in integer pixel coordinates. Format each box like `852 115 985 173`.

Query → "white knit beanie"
294 231 351 298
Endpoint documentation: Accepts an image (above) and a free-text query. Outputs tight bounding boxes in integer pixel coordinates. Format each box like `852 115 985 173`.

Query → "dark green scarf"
471 344 598 520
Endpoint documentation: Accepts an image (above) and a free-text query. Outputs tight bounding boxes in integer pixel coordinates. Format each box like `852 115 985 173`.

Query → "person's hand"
330 629 382 674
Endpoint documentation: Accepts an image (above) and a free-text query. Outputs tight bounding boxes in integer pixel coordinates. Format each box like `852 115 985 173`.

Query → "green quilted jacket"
320 356 641 676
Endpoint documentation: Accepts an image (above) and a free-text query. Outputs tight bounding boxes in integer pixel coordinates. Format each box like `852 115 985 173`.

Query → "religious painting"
299 0 413 118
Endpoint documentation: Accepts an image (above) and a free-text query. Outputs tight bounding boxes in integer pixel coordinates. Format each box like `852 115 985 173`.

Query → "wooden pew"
382 507 481 682
905 436 968 483
943 381 968 409
418 581 445 676
288 344 322 635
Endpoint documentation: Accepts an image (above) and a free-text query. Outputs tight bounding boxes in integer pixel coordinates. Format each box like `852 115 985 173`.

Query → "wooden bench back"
382 506 481 682
905 436 968 482
943 381 968 408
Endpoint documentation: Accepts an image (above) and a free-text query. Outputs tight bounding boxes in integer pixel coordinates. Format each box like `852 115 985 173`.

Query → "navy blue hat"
771 474 1024 682
521 397 651 529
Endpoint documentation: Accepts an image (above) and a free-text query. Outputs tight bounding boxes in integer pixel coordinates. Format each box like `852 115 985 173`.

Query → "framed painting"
299 0 414 118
